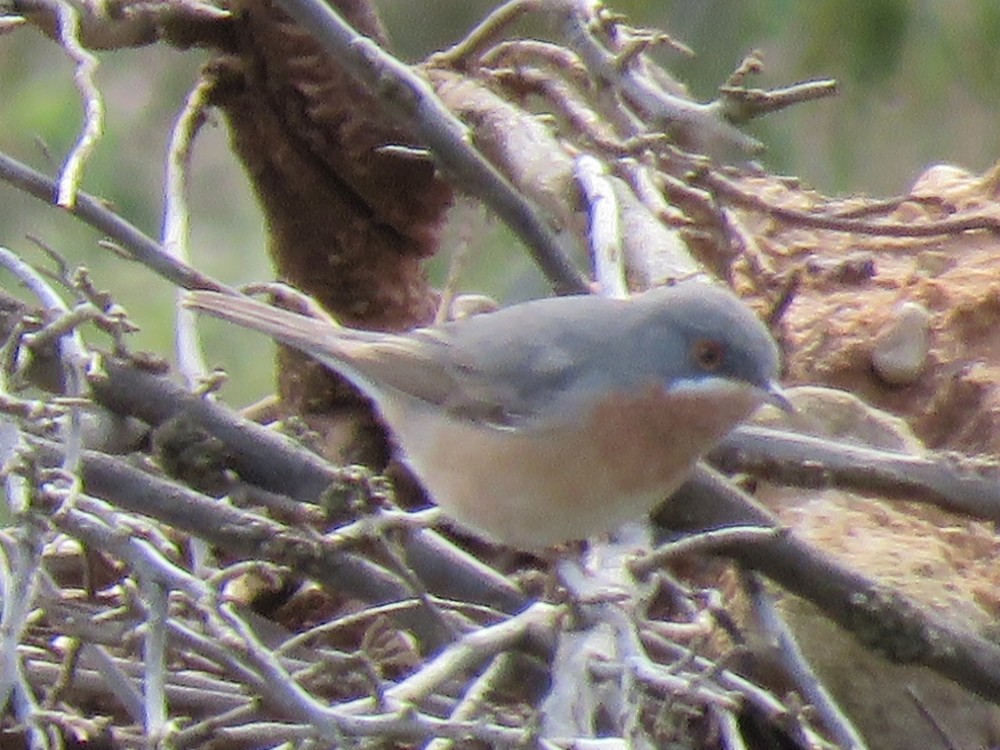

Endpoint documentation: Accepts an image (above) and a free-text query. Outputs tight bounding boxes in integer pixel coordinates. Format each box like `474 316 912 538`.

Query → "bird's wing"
185 291 628 431
400 298 632 429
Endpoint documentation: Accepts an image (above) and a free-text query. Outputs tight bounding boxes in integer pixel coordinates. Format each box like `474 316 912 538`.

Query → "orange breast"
376 381 759 550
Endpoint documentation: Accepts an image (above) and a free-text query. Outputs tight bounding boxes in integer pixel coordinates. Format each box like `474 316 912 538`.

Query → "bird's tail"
185 291 451 405
183 290 373 364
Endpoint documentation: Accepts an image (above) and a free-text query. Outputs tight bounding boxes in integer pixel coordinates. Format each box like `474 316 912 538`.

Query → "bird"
184 282 789 550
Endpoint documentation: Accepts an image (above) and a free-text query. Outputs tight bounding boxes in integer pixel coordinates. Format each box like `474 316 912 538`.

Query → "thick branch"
656 465 1000 703
713 426 1000 523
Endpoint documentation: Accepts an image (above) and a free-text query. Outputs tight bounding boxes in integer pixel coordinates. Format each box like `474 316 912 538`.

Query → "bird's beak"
760 380 794 413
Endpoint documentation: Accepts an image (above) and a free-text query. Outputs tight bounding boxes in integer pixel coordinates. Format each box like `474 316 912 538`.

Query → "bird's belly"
379 387 755 550
400 418 682 550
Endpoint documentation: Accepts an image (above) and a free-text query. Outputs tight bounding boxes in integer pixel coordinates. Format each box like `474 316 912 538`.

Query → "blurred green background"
0 0 998 405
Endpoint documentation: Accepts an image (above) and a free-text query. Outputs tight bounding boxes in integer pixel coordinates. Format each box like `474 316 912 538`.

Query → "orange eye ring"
693 338 724 371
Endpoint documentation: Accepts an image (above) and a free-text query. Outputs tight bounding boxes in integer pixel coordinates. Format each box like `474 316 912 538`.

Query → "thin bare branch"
0 151 234 293
719 78 839 120
699 169 1000 237
630 525 781 578
164 73 216 387
0 247 87 472
743 572 868 750
555 0 762 155
140 579 169 738
41 0 105 209
428 0 541 69
576 154 627 297
424 651 524 750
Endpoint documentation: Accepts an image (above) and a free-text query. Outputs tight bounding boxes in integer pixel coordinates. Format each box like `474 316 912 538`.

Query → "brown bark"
206 0 453 462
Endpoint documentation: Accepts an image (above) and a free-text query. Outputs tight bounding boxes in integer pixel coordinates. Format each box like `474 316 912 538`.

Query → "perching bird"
185 282 788 550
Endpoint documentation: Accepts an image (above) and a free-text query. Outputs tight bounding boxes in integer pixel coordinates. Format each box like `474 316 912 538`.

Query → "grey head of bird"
621 282 788 409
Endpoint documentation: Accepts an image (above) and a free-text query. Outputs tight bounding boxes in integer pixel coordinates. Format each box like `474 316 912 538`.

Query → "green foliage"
798 0 912 86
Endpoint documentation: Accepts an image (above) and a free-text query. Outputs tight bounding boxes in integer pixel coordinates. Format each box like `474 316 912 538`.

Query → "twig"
140 578 169 739
220 601 534 746
42 0 104 209
164 73 216 388
162 73 219 577
712 702 749 750
168 704 259 747
743 572 868 750
355 601 558 712
78 643 144 723
489 65 624 153
0 247 87 473
0 150 234 293
11 668 53 750
640 629 824 737
31 435 456 651
0 15 26 32
0 529 46 736
21 303 102 352
321 507 440 548
590 634 740 711
23 642 251 713
424 651 522 750
357 521 460 641
699 169 1000 237
48 498 299 732
904 685 961 750
214 711 533 747
239 281 339 325
433 210 473 325
824 195 938 219
618 157 688 226
576 155 627 298
718 78 838 120
428 0 541 69
556 0 762 155
39 636 80 710
49 498 385 745
480 40 590 88
629 525 781 578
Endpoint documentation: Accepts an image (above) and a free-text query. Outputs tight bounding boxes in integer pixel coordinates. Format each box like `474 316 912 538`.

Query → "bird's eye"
693 338 724 371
